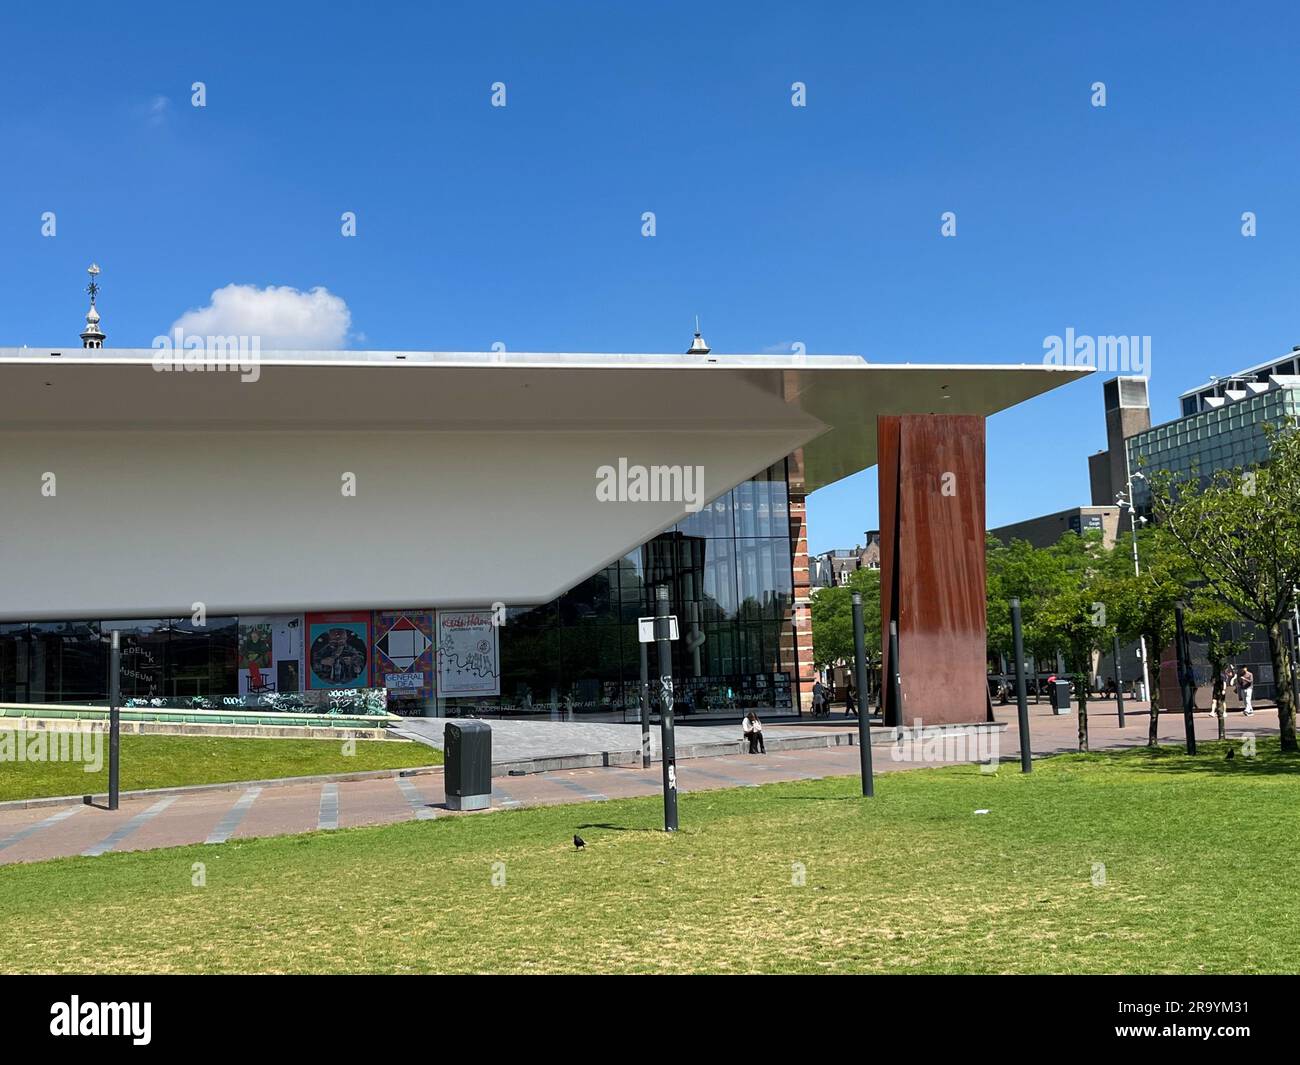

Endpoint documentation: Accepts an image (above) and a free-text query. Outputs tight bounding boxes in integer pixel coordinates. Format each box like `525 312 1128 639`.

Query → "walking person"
1222 665 1236 713
1237 665 1255 716
844 683 857 718
812 679 828 718
742 711 766 753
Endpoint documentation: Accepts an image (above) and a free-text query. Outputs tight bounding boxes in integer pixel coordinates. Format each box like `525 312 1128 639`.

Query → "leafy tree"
1035 534 1114 750
1186 592 1248 741
810 568 881 696
1149 420 1300 752
986 533 1091 674
1101 525 1199 747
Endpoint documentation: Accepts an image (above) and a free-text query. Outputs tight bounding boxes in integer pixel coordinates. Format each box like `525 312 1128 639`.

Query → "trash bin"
1051 679 1072 716
444 720 492 811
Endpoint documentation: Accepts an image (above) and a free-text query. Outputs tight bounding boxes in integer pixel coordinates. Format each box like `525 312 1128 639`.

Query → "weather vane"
86 262 101 304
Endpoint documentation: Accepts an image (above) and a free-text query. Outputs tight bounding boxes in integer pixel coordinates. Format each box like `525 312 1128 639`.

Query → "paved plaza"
395 715 858 768
0 702 1277 866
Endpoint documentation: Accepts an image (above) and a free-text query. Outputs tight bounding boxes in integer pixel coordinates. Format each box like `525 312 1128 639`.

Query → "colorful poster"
239 622 272 668
436 609 501 697
372 610 435 701
238 615 304 695
306 612 371 689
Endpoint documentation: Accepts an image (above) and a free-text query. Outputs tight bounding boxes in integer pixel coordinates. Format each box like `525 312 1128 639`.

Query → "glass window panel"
165 616 237 698
709 492 735 539
735 478 758 538
736 539 793 619
560 622 624 713
102 619 167 701
499 603 559 711
0 623 30 703
701 538 738 621
559 568 617 623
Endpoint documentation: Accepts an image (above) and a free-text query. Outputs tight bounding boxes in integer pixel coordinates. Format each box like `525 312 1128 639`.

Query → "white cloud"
145 95 170 127
170 284 353 349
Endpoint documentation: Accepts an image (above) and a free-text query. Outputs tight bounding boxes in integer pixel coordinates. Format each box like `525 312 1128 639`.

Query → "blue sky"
3 1 1299 552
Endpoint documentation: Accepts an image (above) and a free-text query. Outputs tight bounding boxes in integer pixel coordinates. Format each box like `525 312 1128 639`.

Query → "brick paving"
0 701 1280 867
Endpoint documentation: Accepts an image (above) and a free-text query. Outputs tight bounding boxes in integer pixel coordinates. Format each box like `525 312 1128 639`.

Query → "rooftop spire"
686 315 710 355
80 263 105 349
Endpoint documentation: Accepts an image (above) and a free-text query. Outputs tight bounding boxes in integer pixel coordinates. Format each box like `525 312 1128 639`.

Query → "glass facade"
1127 385 1300 510
1124 383 1299 699
442 459 798 719
0 462 800 719
0 617 238 704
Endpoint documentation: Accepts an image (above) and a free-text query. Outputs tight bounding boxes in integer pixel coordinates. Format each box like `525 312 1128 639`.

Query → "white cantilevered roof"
0 348 1088 494
0 349 1088 618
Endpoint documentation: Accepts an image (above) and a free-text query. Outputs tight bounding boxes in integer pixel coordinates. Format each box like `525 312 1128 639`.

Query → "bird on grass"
573 834 586 849
1225 748 1235 761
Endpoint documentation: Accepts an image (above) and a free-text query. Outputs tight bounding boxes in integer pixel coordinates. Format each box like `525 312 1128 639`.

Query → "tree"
1102 525 1199 747
1036 534 1114 751
987 533 1089 677
810 568 881 697
1186 591 1248 741
1149 420 1300 752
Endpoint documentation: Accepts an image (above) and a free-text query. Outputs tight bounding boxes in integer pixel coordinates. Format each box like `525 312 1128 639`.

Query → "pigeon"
573 834 586 849
1226 748 1235 761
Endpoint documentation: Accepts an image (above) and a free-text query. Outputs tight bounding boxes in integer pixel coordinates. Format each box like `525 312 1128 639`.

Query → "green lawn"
0 732 440 802
0 739 1295 974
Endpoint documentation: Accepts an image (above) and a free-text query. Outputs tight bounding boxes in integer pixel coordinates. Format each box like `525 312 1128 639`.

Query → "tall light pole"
654 585 678 832
1116 468 1151 704
851 592 875 796
108 629 121 810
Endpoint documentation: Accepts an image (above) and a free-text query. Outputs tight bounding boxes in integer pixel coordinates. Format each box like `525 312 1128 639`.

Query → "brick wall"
783 449 815 715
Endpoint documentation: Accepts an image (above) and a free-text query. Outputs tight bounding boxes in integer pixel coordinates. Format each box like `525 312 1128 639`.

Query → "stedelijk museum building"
0 304 1083 722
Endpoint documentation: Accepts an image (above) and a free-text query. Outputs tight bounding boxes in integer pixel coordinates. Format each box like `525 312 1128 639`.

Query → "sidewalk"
0 702 1278 867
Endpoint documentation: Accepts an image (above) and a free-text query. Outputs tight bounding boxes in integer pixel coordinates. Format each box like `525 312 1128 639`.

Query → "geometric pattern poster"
371 610 434 700
306 611 372 690
435 609 501 698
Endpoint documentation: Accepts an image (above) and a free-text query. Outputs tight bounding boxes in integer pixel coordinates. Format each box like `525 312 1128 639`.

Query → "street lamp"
1116 470 1152 705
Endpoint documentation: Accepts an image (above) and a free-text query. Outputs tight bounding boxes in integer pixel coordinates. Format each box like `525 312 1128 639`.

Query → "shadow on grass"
1081 739 1300 778
574 822 664 833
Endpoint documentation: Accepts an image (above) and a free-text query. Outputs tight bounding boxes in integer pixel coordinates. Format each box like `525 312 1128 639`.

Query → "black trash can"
1051 679 1072 716
444 720 492 811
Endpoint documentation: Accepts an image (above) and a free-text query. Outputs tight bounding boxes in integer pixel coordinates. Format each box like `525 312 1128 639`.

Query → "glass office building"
0 461 800 720
1125 374 1300 700
1127 379 1300 511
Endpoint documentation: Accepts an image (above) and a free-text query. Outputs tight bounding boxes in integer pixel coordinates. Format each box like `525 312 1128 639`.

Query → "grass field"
0 739 1295 974
0 732 441 802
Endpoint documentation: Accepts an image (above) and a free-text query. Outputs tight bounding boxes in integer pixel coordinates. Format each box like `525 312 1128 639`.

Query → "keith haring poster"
435 609 500 697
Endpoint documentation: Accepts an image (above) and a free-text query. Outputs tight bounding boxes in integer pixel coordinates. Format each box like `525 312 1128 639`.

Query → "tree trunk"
1076 668 1089 752
1266 621 1298 752
1145 631 1162 747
